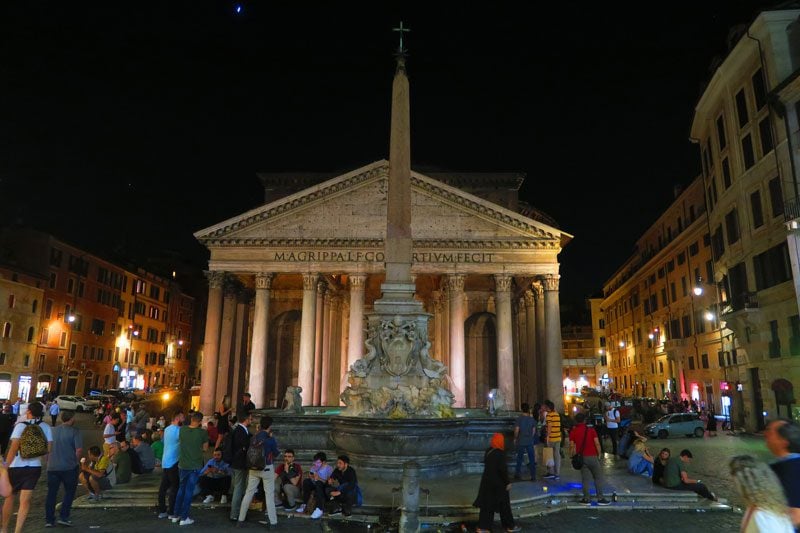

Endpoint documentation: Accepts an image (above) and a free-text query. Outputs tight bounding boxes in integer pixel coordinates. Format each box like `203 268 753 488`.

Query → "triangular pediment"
194 160 571 249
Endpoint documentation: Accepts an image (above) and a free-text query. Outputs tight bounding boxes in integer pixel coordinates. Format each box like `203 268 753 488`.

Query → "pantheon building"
194 160 572 414
194 51 572 415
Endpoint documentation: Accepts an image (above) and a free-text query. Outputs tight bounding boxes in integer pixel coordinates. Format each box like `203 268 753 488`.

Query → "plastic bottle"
612 491 617 503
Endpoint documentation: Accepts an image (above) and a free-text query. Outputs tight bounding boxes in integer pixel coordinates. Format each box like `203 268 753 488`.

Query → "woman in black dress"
473 432 520 532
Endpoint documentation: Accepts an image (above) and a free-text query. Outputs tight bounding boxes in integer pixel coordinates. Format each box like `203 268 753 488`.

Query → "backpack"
246 436 266 470
19 420 48 459
221 429 236 465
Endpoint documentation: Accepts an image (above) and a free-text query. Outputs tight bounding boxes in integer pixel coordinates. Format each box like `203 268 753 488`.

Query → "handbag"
571 425 590 470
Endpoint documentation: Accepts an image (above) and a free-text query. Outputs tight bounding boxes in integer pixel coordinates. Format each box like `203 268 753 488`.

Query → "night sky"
0 1 781 320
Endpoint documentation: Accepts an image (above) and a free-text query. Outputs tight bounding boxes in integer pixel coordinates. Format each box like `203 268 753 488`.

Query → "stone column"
441 285 450 368
431 292 442 361
524 290 536 403
249 273 272 408
448 274 466 407
542 274 563 412
230 288 253 404
494 275 515 408
339 299 350 395
297 273 318 406
533 282 545 404
313 282 325 405
320 293 333 405
216 281 238 402
200 271 225 416
346 274 367 370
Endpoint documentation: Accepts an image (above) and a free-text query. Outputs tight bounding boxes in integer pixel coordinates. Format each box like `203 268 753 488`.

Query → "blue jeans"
46 467 79 523
175 468 201 520
515 444 536 479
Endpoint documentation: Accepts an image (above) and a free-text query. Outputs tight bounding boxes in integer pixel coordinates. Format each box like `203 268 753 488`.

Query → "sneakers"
294 504 306 514
310 508 323 519
543 474 556 479
579 498 591 505
45 524 55 528
87 494 99 501
329 507 342 516
284 504 296 511
170 516 180 523
56 519 73 527
179 518 195 526
506 527 522 533
203 495 215 504
597 498 611 506
157 512 169 519
220 495 228 504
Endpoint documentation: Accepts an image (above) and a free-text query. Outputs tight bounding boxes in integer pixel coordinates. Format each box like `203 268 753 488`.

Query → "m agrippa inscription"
271 251 495 263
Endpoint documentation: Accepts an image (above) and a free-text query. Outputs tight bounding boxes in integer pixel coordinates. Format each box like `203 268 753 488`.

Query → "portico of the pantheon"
194 161 572 415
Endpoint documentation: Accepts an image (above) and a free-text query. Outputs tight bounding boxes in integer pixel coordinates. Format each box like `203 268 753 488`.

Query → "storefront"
17 375 31 402
0 374 12 400
36 375 52 399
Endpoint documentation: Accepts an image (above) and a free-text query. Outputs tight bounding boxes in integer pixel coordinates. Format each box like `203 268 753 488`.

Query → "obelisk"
374 27 422 314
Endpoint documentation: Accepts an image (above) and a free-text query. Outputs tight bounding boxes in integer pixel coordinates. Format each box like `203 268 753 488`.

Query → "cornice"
204 238 559 249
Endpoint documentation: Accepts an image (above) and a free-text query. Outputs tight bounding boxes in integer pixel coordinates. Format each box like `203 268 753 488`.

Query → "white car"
55 395 99 412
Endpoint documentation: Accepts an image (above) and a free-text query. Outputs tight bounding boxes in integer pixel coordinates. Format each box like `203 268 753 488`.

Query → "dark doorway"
750 368 765 431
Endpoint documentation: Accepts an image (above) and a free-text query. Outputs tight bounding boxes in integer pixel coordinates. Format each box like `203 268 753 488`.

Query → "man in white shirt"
604 403 621 456
4 401 53 533
103 414 120 446
48 401 60 427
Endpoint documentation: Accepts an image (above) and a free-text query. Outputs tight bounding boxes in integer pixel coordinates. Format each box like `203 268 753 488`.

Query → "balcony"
664 339 687 350
728 292 759 312
784 195 800 221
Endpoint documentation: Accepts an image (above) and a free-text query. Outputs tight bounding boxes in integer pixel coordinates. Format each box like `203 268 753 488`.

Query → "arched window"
7 295 14 309
27 327 34 342
31 300 38 314
2 323 10 338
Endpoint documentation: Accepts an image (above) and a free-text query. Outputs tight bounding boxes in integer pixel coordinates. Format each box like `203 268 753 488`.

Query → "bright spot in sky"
234 4 242 14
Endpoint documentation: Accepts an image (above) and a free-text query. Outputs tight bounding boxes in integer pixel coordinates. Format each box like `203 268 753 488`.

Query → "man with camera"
274 448 302 510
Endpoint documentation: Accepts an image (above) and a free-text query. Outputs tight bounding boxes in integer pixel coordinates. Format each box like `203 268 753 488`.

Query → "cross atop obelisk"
393 21 410 55
375 22 420 312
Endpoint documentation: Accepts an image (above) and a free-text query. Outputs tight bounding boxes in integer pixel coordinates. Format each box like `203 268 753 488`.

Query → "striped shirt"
546 411 562 442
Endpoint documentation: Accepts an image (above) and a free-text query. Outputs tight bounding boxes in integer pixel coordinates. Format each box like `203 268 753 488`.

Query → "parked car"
644 412 705 439
55 395 99 412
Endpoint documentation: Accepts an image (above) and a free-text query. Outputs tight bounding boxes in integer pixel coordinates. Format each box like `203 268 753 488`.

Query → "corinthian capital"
541 274 560 292
349 274 367 290
524 290 535 307
446 274 465 292
493 274 512 292
205 271 226 290
255 272 273 290
302 273 318 291
531 281 544 300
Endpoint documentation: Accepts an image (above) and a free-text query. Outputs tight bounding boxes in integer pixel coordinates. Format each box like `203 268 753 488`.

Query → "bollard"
399 461 420 533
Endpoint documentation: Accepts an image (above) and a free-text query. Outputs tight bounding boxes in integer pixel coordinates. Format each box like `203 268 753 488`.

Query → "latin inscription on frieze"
272 251 495 263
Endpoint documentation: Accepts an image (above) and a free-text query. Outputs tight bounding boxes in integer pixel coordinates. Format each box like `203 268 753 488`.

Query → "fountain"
256 30 515 481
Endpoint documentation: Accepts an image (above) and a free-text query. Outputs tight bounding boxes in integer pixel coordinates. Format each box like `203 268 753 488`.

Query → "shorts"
95 476 113 491
9 466 42 493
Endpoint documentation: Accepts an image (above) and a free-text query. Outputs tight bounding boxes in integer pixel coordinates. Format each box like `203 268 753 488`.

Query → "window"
38 354 45 370
717 115 727 150
26 327 34 342
753 243 792 290
759 118 773 156
718 351 725 367
677 252 686 265
2 323 10 338
661 288 668 307
7 295 14 309
40 328 49 345
681 276 688 297
752 68 767 110
689 242 699 256
69 343 76 359
769 320 781 358
82 345 88 360
45 300 53 320
49 247 63 267
667 260 675 273
712 225 725 258
150 286 161 300
682 315 692 338
736 88 749 127
599 318 605 329
769 177 784 218
49 273 56 289
706 260 714 286
688 356 695 370
751 190 764 228
722 158 731 189
59 331 66 348
742 134 755 170
90 319 105 336
599 336 606 347
0 353 5 365
31 300 37 314
790 315 800 356
725 208 740 245
670 282 677 302
67 278 74 295
701 353 709 369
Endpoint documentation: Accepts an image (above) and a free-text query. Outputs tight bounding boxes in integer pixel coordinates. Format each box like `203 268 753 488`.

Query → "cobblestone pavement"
17 414 767 532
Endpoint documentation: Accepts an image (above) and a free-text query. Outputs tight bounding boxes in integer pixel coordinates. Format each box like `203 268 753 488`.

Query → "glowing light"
488 392 494 399
67 314 76 323
648 333 654 340
693 286 703 296
178 340 184 346
234 4 242 13
704 311 715 321
619 341 625 348
162 392 171 402
598 349 604 355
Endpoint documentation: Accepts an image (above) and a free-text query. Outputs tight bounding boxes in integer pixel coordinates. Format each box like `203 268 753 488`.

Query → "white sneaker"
295 504 306 514
311 508 323 519
202 495 214 504
179 518 194 526
171 516 180 523
220 495 228 504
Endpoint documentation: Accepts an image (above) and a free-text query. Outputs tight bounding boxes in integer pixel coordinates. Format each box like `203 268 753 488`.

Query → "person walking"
45 410 83 527
173 411 208 526
472 433 520 533
156 411 184 520
543 400 561 480
48 401 60 427
226 411 252 522
513 402 536 481
604 402 620 455
4 401 52 533
237 415 279 528
765 419 800 527
729 455 793 532
569 412 610 505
